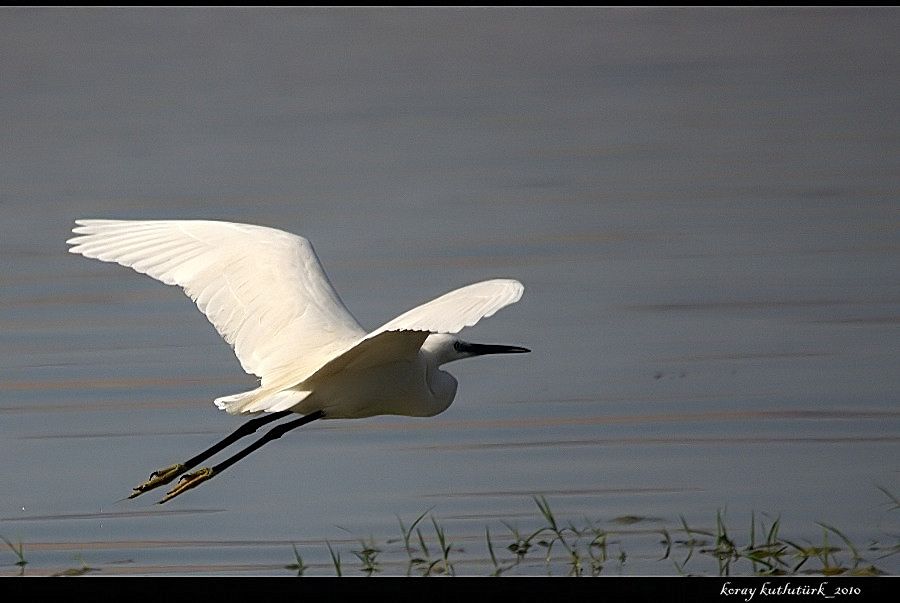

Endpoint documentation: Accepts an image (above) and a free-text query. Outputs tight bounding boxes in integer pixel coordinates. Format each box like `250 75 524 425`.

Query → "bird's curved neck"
424 355 458 417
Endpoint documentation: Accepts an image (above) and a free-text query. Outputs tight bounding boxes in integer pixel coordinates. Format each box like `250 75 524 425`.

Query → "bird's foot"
158 468 216 504
128 463 187 499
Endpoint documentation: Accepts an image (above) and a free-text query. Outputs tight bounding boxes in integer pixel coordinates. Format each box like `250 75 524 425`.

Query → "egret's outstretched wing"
371 279 524 336
67 219 366 385
302 279 525 381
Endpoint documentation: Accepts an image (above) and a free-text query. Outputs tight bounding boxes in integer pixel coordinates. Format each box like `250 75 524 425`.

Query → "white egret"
67 219 528 503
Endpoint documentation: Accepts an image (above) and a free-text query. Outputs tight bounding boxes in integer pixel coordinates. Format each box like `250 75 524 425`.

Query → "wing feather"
371 279 524 335
287 279 525 387
68 219 366 385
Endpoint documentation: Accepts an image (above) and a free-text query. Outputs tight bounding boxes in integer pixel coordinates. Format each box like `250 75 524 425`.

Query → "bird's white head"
417 332 530 417
422 333 530 367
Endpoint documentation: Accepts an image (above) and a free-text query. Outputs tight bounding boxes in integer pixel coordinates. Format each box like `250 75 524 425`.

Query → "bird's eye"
453 340 462 352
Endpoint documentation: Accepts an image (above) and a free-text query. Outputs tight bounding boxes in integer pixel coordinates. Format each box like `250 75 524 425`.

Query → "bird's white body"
67 220 525 421
290 352 452 419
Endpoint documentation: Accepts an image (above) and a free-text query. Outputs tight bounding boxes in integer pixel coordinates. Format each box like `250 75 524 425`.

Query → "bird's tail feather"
214 388 311 415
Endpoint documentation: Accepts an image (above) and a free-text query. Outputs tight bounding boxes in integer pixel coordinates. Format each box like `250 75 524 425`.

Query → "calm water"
1 7 898 575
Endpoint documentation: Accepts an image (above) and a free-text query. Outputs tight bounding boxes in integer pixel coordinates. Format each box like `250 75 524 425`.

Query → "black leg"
158 410 326 504
129 410 293 498
183 410 294 468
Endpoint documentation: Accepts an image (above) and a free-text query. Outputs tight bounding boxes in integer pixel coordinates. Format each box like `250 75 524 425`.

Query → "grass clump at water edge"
3 486 897 576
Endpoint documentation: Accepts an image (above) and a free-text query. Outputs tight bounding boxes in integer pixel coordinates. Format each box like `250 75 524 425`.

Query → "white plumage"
68 219 525 418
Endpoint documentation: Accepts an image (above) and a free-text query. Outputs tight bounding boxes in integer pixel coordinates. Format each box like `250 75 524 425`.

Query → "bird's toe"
128 463 187 498
158 468 216 504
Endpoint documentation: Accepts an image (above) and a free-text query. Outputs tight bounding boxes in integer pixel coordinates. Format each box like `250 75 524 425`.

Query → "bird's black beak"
459 342 531 356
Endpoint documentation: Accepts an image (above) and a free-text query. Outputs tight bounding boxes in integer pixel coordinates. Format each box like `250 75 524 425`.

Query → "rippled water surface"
1 7 898 575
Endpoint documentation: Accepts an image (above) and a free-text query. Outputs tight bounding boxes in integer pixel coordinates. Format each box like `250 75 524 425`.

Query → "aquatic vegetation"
352 537 381 576
284 543 308 576
51 556 97 577
301 489 896 577
2 487 897 576
1 535 27 576
325 540 343 577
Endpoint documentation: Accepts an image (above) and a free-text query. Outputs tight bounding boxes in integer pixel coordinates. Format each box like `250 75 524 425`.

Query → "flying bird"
67 219 528 503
